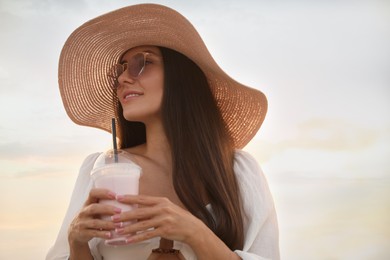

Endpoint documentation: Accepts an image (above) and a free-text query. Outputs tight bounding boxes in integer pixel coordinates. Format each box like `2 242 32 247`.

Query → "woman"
47 3 279 260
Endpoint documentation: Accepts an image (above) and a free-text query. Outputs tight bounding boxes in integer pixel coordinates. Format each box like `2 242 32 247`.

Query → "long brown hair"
115 47 244 250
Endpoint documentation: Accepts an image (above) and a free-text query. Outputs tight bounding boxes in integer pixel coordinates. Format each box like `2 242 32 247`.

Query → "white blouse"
46 150 280 259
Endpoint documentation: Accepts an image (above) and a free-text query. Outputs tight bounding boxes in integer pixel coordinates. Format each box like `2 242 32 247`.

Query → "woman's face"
116 46 164 124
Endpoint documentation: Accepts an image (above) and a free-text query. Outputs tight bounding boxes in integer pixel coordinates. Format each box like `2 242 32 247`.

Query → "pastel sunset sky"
0 0 389 259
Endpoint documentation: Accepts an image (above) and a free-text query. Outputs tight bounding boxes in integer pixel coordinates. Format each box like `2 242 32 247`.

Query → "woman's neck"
142 119 172 170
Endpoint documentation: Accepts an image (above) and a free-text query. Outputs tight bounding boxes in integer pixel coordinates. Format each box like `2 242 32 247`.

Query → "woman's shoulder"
123 145 149 162
80 152 102 167
233 150 261 172
233 150 268 187
123 144 147 155
233 150 275 211
76 152 102 178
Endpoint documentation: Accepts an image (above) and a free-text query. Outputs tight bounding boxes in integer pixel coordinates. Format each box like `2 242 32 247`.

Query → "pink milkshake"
91 150 142 246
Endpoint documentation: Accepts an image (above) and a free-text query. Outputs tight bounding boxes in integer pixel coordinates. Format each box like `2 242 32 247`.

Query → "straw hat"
58 3 267 148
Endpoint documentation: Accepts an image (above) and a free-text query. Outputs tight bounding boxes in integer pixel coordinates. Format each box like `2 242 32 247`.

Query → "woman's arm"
233 150 280 260
67 188 118 259
186 222 241 260
68 242 94 260
46 153 101 260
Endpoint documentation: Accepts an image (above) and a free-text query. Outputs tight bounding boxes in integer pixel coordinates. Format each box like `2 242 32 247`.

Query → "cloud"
0 146 88 179
2 165 69 179
0 127 111 178
0 141 64 160
285 118 381 151
245 118 390 178
0 65 8 79
0 133 108 160
0 141 74 179
0 0 88 15
276 176 390 259
249 118 383 159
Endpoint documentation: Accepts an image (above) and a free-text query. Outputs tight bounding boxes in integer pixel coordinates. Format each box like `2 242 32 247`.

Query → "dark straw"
111 118 118 162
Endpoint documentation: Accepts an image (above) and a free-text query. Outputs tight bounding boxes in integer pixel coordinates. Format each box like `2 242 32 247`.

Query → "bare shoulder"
123 144 147 156
122 144 149 164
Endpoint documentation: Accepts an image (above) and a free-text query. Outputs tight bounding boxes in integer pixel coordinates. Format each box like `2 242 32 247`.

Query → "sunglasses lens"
128 53 145 78
107 53 147 88
108 64 124 79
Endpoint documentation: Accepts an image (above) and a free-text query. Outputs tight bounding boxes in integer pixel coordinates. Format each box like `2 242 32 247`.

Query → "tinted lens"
107 53 146 89
108 64 125 79
127 53 145 78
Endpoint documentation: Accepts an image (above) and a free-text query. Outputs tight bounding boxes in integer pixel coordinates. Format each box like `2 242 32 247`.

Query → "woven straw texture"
58 4 267 148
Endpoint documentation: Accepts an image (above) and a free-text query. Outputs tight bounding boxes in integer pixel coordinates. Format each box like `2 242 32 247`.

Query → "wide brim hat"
58 3 267 148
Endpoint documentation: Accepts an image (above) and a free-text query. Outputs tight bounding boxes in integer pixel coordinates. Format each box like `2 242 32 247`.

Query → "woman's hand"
112 195 207 246
68 188 121 246
112 195 240 259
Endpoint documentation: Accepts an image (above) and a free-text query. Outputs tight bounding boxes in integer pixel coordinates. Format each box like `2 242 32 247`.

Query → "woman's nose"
117 69 136 85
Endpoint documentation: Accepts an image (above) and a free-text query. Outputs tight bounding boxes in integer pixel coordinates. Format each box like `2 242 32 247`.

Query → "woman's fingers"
80 202 122 218
115 215 161 235
69 215 113 243
85 229 113 240
69 207 118 243
110 195 198 243
117 194 170 206
86 194 203 244
74 223 113 240
111 202 167 224
85 188 116 205
124 228 159 244
81 218 116 232
68 189 120 244
119 214 185 244
111 195 169 223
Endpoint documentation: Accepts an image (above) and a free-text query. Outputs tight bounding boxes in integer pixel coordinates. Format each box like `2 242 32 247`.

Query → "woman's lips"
122 90 143 101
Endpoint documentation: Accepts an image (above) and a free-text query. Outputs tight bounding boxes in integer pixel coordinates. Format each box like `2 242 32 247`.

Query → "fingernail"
106 232 111 238
111 214 121 221
114 207 122 213
115 228 125 234
108 191 116 199
126 237 134 244
116 195 124 201
114 222 123 228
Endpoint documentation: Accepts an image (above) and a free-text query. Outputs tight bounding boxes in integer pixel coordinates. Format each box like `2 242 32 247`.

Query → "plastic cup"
91 150 142 246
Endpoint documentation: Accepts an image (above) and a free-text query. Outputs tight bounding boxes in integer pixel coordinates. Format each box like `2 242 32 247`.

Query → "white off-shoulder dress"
46 150 280 260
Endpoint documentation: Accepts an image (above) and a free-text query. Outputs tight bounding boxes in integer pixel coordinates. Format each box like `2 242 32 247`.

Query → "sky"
0 0 389 259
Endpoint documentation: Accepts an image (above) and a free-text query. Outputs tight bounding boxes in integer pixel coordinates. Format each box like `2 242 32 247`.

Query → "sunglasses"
107 52 150 88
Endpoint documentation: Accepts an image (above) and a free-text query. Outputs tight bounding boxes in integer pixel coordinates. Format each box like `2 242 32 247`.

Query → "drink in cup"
91 149 142 246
